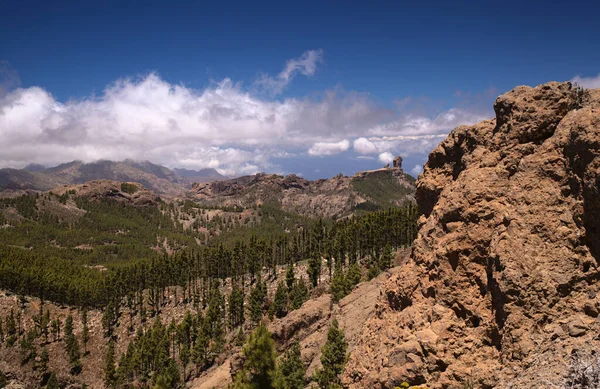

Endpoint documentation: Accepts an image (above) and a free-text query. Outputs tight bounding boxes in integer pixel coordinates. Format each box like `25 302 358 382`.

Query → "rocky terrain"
188 156 415 218
51 180 161 207
342 82 600 388
0 160 226 196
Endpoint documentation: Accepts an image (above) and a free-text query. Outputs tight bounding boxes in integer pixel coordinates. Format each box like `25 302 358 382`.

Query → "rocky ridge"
52 180 161 207
342 82 600 388
188 161 415 218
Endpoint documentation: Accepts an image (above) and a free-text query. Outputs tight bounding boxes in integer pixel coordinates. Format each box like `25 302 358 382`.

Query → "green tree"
273 281 288 318
248 282 267 324
380 244 393 270
239 323 278 389
51 318 61 342
81 309 89 354
277 341 305 389
285 264 295 290
330 270 348 303
228 285 245 329
289 277 309 310
346 261 361 289
64 315 82 374
313 319 348 389
307 257 321 287
104 339 116 388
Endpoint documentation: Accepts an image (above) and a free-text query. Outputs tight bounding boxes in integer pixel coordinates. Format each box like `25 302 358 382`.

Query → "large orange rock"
343 82 600 388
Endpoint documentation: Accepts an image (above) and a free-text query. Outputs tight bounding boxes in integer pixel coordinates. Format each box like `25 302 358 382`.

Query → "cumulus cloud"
256 49 323 95
378 152 394 165
571 74 600 89
0 51 492 177
353 137 378 154
308 140 350 156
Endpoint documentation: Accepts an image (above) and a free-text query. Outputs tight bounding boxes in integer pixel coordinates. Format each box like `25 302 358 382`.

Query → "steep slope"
189 258 409 389
188 159 415 218
342 82 600 388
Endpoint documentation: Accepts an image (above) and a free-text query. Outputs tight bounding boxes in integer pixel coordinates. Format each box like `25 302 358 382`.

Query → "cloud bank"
0 51 491 176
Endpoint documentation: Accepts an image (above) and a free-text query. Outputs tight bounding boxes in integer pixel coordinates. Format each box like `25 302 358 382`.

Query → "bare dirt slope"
342 82 600 388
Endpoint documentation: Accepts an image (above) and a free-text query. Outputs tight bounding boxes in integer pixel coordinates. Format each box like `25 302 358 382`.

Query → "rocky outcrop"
188 161 415 218
52 180 160 206
343 82 600 388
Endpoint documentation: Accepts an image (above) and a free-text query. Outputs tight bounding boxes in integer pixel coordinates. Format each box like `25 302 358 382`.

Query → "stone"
343 82 600 388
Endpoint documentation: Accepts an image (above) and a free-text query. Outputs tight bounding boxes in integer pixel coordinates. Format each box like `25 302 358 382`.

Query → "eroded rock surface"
343 82 600 388
52 180 160 206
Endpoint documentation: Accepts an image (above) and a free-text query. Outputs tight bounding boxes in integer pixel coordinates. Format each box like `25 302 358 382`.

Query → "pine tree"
248 282 266 324
380 244 393 270
330 270 348 303
64 314 82 374
285 264 295 290
346 261 361 289
228 285 245 329
51 318 61 342
313 319 348 389
81 309 89 354
277 341 305 389
239 323 278 389
307 257 321 287
289 277 309 310
273 281 288 318
104 339 116 388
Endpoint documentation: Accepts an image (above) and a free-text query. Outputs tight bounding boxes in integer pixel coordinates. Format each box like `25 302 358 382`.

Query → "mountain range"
0 160 227 195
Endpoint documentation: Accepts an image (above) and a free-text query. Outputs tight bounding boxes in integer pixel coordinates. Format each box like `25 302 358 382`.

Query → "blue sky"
1 0 599 179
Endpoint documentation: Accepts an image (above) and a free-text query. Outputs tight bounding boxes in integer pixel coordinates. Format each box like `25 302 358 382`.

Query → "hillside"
343 82 600 388
188 156 415 218
0 160 227 196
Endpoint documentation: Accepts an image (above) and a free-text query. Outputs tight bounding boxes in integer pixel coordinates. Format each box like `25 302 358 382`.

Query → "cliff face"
343 82 600 388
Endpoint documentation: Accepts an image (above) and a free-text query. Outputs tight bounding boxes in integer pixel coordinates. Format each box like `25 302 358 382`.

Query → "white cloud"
410 164 423 176
353 137 378 154
367 108 487 136
256 49 323 95
0 51 492 177
378 152 394 165
571 74 600 89
308 140 350 156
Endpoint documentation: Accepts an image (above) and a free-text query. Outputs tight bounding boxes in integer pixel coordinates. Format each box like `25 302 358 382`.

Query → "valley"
0 81 599 389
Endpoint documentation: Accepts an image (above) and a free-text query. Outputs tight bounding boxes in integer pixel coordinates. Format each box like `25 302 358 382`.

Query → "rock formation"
342 82 600 388
188 164 415 218
52 180 160 206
